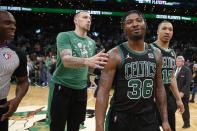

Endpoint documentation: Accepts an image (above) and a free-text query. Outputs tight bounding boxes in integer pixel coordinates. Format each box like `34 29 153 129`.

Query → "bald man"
47 11 109 131
0 10 29 131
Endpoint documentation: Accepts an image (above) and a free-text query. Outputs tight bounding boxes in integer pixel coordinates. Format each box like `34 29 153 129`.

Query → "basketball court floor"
8 86 197 131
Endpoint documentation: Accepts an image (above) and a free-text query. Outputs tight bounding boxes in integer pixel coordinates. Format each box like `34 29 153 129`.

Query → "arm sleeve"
56 32 71 53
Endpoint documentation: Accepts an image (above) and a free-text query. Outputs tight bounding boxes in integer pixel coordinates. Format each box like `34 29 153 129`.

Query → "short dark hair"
121 10 145 29
157 20 172 29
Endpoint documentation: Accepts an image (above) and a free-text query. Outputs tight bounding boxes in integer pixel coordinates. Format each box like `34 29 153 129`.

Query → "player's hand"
176 99 185 114
1 98 21 121
162 121 172 131
85 49 109 69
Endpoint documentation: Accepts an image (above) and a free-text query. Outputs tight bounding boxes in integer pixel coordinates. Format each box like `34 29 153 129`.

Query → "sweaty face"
74 12 91 31
0 12 16 41
123 13 146 41
157 22 173 43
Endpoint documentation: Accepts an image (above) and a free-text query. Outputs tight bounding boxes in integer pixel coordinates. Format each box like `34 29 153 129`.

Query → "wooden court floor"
8 85 197 131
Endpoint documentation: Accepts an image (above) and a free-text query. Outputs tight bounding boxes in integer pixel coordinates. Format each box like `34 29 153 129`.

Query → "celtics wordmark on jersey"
125 60 156 99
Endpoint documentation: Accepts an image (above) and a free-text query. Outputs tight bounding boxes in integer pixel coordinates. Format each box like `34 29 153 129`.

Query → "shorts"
106 109 158 131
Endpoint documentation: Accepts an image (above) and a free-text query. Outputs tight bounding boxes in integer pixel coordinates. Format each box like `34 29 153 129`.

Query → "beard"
129 34 143 41
84 24 91 31
83 27 90 32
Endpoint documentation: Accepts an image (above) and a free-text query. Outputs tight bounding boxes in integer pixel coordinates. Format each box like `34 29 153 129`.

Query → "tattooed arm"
154 48 171 131
60 49 109 69
95 47 121 131
170 73 184 113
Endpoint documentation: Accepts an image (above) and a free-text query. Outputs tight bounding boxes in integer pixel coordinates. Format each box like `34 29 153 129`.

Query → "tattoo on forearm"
60 49 86 67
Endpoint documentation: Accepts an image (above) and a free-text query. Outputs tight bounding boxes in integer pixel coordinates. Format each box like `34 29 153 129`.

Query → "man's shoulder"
86 36 96 44
8 44 25 55
116 41 127 48
58 31 72 36
180 66 191 74
167 47 175 52
149 42 157 47
7 44 16 49
109 44 123 57
183 66 191 71
148 42 159 51
7 44 27 64
86 36 95 41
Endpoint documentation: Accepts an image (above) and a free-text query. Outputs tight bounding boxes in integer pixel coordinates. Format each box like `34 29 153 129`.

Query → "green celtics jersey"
151 43 176 86
51 31 96 89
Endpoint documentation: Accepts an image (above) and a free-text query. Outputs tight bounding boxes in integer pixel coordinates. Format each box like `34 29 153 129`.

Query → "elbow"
61 56 70 67
24 82 29 94
26 81 30 89
24 79 30 91
62 62 68 67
